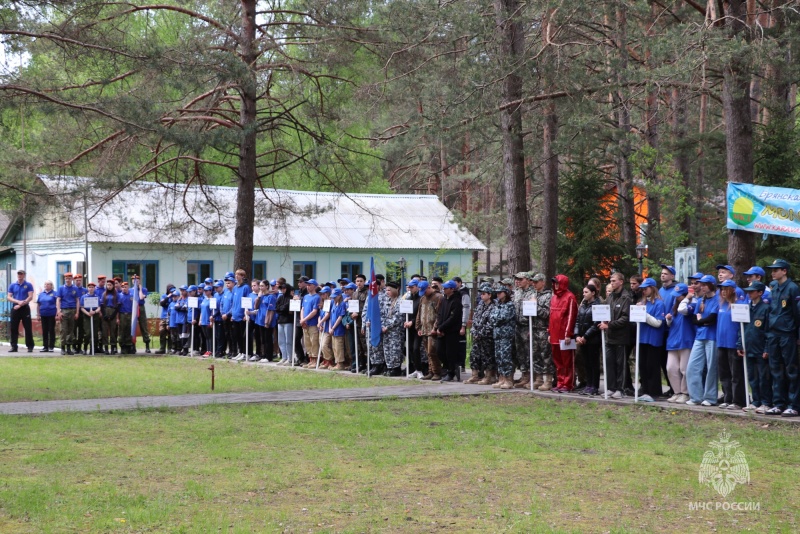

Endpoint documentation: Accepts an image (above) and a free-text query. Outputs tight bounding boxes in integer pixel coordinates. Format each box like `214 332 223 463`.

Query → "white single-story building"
2 177 485 317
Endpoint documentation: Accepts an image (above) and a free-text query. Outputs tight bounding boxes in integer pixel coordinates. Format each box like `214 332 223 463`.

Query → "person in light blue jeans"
685 275 720 405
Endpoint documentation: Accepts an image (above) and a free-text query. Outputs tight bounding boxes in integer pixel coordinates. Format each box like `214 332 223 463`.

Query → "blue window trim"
340 261 362 281
56 261 71 287
252 261 267 281
187 260 214 285
111 260 159 292
293 261 316 286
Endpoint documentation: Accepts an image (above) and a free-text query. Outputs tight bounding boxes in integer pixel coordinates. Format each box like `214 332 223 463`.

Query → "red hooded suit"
549 274 578 390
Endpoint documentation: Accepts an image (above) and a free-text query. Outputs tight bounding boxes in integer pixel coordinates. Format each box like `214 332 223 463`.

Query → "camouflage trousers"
470 335 496 372
532 328 555 375
60 308 77 346
494 327 516 377
382 326 404 369
514 324 530 372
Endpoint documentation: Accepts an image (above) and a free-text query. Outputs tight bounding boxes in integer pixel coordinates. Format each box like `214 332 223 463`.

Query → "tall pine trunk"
724 0 755 280
541 102 558 280
495 0 531 274
615 4 636 254
234 0 258 274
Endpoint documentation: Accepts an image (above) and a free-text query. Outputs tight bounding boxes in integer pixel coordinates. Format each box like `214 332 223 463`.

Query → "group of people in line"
7 258 799 416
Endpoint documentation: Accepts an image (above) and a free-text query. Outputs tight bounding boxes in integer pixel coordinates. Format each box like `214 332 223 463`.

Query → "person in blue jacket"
716 279 745 410
36 280 58 352
117 282 135 354
185 285 200 355
684 275 720 406
156 283 175 354
665 283 695 404
328 288 349 370
738 281 771 413
168 289 181 354
635 278 665 402
212 280 226 357
230 269 250 360
199 285 214 357
220 277 235 358
80 281 102 354
764 259 800 417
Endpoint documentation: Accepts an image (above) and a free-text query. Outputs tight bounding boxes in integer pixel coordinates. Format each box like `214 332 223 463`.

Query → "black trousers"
437 330 460 374
232 320 246 354
10 305 34 350
295 324 305 360
458 331 467 367
638 343 663 398
719 347 746 406
581 343 601 390
213 322 226 356
222 318 234 355
408 329 422 373
41 315 56 349
605 344 628 393
259 325 274 359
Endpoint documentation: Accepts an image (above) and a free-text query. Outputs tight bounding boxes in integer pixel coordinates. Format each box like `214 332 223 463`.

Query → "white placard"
592 304 611 322
522 300 538 317
560 338 577 351
732 303 751 323
83 297 99 308
347 299 360 313
289 299 301 312
208 297 217 309
630 305 647 323
187 296 199 308
399 299 414 314
241 297 253 310
323 299 331 312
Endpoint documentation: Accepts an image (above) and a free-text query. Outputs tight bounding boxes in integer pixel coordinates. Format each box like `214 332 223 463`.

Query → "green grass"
0 357 404 402
0 396 797 533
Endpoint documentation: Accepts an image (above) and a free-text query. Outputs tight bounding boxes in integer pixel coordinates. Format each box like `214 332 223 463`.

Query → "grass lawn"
0 395 797 533
0 357 403 402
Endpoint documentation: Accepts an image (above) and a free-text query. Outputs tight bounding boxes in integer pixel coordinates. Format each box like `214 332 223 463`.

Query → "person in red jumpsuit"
549 274 578 392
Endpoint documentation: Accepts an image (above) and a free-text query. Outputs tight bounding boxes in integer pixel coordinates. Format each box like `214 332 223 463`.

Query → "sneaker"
726 404 742 411
638 394 655 402
248 356 259 362
674 394 689 404
666 394 679 403
718 403 729 409
781 408 799 417
611 390 623 399
765 406 783 415
701 400 714 407
685 399 699 406
755 405 767 414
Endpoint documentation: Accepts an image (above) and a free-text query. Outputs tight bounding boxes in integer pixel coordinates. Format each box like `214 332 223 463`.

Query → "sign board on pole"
241 297 253 310
732 303 751 323
399 299 414 314
208 297 217 309
289 299 301 312
592 304 611 322
187 297 199 308
630 305 647 323
323 299 331 312
347 299 360 313
522 301 537 316
83 297 99 309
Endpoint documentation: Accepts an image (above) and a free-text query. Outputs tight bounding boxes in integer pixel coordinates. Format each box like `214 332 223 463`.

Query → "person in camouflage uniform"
465 283 497 384
415 280 444 380
380 281 404 375
490 284 517 389
513 271 537 388
530 273 555 390
364 275 388 373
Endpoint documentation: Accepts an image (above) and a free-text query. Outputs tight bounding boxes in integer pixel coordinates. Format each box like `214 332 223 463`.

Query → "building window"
428 262 449 280
385 262 401 285
187 260 213 286
340 262 362 281
56 261 71 286
112 260 159 292
252 261 267 281
293 261 316 286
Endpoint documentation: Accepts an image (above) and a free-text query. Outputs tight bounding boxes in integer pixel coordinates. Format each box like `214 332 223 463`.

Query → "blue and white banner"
727 182 800 238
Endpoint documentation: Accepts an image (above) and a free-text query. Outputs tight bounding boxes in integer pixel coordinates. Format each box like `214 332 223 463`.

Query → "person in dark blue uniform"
8 269 34 352
36 280 57 352
764 259 800 417
738 281 771 413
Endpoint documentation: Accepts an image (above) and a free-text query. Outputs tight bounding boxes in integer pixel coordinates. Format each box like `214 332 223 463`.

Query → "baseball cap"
687 272 704 280
717 280 737 288
319 286 331 294
743 266 765 277
203 285 213 291
442 280 457 289
213 280 224 288
513 272 527 279
716 264 736 275
225 271 235 279
672 283 689 296
640 278 657 288
767 258 791 270
306 278 318 286
179 285 188 291
660 264 676 275
417 281 429 293
187 284 198 292
337 277 352 284
531 273 545 282
699 275 717 284
407 279 419 287
744 281 766 292
345 283 357 290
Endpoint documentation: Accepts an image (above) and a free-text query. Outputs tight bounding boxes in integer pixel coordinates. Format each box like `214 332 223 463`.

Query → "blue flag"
131 278 139 340
367 257 382 348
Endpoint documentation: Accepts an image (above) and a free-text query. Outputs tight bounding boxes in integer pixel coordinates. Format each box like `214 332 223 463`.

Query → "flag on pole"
367 257 382 347
131 277 139 342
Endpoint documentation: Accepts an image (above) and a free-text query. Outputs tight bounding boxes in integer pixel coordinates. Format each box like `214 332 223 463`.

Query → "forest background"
1 0 799 289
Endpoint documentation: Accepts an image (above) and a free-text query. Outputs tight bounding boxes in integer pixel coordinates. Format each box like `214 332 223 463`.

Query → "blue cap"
179 285 188 291
224 277 234 282
270 279 277 286
407 279 419 287
717 279 737 288
418 281 429 293
672 283 689 296
225 271 235 279
442 280 457 289
187 284 198 292
172 289 180 296
699 275 717 284
337 277 351 284
331 288 343 298
204 278 213 284
319 286 331 294
306 278 318 286
767 258 791 270
688 272 704 280
743 266 765 277
639 278 656 288
716 264 736 275
213 280 224 288
344 282 357 290
203 285 213 292
660 264 676 275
